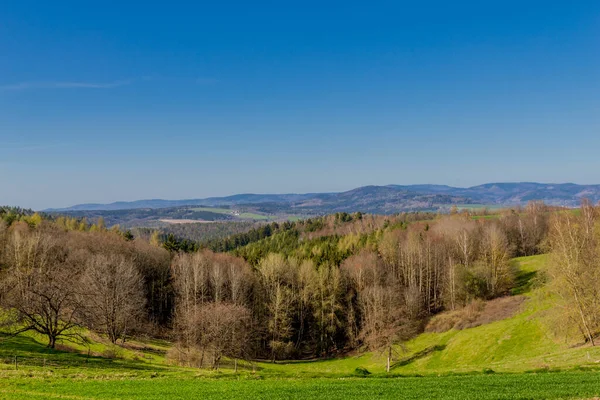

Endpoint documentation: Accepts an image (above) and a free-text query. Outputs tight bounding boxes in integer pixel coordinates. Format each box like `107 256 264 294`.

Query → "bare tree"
0 223 85 348
256 253 296 361
359 285 414 372
0 219 7 251
194 302 252 369
80 253 146 343
226 254 253 306
312 263 343 356
548 201 600 345
342 250 382 346
480 223 513 297
295 258 316 349
342 250 415 371
172 250 255 366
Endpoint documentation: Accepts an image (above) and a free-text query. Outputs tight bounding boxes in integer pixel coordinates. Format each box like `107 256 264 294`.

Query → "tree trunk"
386 346 391 373
574 289 596 346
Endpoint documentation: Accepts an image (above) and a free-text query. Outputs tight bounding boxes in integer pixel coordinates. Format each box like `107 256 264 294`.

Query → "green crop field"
237 212 272 220
191 207 275 221
455 204 506 211
2 371 600 399
191 207 234 214
2 254 600 399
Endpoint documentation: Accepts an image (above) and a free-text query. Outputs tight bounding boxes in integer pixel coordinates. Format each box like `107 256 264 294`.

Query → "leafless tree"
256 253 296 361
172 250 255 366
0 223 86 348
194 302 252 369
80 253 146 343
548 200 600 345
359 285 414 372
480 223 513 297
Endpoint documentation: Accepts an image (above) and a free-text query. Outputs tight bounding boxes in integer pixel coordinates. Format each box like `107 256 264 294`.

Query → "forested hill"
4 201 600 371
47 182 600 214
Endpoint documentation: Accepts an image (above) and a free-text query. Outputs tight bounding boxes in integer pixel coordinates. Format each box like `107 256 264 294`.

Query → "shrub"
353 367 371 376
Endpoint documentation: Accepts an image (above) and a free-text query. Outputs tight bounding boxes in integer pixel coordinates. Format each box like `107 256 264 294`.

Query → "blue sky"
1 1 599 209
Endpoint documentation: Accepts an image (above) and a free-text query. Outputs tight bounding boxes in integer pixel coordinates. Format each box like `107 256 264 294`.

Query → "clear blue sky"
1 1 599 209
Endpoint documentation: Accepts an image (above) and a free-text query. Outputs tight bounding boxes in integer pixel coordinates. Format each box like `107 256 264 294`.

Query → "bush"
353 367 371 376
166 346 209 368
102 345 125 359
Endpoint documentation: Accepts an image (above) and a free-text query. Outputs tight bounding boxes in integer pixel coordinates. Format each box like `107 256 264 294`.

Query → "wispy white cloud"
0 80 132 91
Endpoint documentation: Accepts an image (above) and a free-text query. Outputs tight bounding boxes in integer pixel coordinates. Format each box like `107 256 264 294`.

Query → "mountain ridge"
45 182 600 212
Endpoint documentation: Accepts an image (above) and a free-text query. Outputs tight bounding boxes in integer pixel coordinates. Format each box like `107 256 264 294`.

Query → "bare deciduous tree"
172 250 255 367
548 200 600 346
194 302 251 369
359 285 414 372
256 253 296 361
480 223 513 297
80 253 146 343
0 223 85 348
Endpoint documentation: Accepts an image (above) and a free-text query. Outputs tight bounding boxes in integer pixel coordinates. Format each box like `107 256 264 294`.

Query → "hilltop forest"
1 202 599 369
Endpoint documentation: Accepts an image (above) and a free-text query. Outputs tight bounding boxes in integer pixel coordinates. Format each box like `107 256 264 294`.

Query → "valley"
2 203 600 399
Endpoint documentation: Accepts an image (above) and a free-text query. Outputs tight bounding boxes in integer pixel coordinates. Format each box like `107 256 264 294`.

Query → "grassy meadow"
1 254 600 399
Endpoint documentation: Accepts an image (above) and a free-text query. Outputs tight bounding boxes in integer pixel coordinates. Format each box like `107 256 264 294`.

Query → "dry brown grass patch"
426 296 527 333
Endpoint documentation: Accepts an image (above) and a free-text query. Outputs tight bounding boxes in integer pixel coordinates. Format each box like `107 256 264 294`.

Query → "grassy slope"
0 331 173 372
267 254 600 375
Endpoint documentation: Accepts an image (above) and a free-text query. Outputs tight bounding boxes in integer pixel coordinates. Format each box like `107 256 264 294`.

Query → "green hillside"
262 254 600 376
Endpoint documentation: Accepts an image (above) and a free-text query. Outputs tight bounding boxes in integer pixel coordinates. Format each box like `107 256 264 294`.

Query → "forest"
1 202 599 371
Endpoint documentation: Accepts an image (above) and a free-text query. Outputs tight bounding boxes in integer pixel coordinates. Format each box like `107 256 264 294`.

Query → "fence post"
14 356 18 370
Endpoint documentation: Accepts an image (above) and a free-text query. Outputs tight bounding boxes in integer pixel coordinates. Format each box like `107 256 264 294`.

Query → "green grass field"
2 254 600 399
191 207 275 221
2 371 600 399
455 204 506 211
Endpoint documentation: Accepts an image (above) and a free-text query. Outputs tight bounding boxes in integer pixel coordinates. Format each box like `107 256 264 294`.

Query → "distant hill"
46 182 600 215
47 193 318 212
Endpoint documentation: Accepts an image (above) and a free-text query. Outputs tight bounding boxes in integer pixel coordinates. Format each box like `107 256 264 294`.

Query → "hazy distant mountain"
47 182 600 214
49 194 318 212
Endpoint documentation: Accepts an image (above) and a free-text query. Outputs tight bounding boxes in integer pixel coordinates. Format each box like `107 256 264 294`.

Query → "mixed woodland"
1 202 599 370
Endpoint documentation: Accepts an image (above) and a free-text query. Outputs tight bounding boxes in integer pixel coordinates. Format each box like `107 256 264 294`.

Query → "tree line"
0 202 562 370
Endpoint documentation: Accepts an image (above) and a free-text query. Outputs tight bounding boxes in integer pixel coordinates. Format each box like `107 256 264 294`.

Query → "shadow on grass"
391 345 446 370
510 270 538 295
0 333 163 372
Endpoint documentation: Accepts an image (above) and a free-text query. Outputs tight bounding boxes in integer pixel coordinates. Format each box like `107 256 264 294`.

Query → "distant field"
455 204 506 211
159 219 215 224
191 207 233 214
191 207 275 221
237 212 272 220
